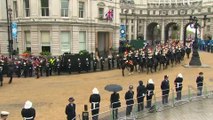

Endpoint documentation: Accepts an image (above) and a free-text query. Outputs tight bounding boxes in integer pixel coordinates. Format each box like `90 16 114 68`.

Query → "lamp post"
6 0 13 58
189 15 209 66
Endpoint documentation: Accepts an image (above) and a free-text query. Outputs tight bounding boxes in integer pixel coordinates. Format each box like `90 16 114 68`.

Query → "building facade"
0 0 213 56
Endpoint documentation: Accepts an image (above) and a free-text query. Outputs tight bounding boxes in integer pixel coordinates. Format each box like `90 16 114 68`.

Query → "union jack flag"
105 9 113 21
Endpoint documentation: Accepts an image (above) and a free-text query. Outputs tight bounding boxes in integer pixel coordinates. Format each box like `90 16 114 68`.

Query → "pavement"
139 98 213 120
0 51 213 120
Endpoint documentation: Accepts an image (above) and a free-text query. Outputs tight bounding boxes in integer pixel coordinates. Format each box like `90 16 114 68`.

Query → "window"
131 35 134 40
198 9 201 12
79 31 86 51
140 10 142 14
98 8 104 19
13 1 18 18
131 19 134 23
208 19 211 22
60 31 71 53
139 26 142 32
153 10 155 15
126 25 128 32
61 0 69 17
41 0 49 16
131 26 134 32
208 8 211 13
24 0 30 17
207 25 210 31
25 31 31 51
41 31 50 44
79 2 84 18
41 31 50 52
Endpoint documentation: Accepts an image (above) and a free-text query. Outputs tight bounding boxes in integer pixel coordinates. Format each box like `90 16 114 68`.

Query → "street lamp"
189 15 209 66
6 0 13 58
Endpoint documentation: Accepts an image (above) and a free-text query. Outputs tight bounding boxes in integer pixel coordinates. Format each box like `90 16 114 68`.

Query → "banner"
11 22 18 41
120 25 126 39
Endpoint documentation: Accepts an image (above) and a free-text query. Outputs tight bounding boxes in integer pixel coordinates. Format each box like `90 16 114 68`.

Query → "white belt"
23 116 33 120
177 82 182 88
92 102 99 109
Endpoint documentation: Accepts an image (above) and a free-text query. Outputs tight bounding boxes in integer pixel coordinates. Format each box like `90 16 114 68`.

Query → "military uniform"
67 59 72 74
92 58 97 72
100 57 105 71
0 67 3 86
85 58 90 72
107 56 112 70
78 58 81 73
28 62 33 77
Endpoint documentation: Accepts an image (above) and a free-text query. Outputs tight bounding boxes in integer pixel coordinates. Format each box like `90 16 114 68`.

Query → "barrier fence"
75 84 213 120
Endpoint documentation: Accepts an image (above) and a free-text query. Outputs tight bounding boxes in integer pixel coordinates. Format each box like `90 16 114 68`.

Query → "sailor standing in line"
89 88 101 120
0 111 9 120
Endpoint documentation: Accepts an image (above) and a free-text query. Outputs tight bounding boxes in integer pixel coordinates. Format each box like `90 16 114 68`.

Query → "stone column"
143 19 147 40
134 18 137 39
200 19 204 40
180 19 184 41
161 20 165 43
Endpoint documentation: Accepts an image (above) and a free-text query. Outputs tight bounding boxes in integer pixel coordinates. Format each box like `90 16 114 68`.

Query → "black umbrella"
105 84 123 92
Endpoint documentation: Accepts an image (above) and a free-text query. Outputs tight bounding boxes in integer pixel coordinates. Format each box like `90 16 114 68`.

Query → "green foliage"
79 50 89 55
40 51 51 56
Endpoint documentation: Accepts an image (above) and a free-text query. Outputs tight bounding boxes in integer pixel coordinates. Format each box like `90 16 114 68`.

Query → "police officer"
35 65 40 79
15 61 21 77
23 62 28 78
8 62 14 84
67 59 72 74
56 59 61 75
45 62 50 77
116 54 120 69
39 60 44 76
28 62 33 77
107 55 112 70
78 58 81 73
0 67 3 86
85 58 90 72
100 57 105 71
112 55 115 69
93 57 97 72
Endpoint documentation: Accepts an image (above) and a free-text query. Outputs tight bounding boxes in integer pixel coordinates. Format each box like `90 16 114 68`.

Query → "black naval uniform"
21 107 36 120
89 93 101 120
125 90 134 116
161 77 170 104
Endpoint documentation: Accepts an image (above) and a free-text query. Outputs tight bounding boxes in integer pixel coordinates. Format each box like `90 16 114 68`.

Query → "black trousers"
126 105 133 116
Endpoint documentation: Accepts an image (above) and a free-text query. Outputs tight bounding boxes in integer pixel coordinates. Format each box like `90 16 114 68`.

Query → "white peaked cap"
148 79 154 84
0 111 9 115
24 100 33 109
177 73 183 78
92 88 99 94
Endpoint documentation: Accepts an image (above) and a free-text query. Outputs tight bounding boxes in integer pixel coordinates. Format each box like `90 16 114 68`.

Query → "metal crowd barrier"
73 84 213 120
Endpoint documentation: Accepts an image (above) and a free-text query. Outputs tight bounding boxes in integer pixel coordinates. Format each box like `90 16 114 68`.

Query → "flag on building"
105 9 113 21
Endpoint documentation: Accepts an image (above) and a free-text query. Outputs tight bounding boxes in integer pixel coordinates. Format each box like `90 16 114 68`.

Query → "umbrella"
104 84 123 92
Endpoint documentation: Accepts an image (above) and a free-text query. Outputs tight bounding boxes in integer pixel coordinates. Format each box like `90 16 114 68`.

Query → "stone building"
0 0 212 56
